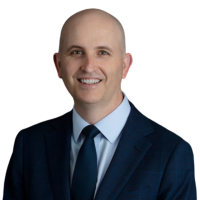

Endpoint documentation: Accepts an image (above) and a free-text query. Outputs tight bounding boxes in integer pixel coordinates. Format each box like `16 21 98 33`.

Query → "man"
3 8 196 200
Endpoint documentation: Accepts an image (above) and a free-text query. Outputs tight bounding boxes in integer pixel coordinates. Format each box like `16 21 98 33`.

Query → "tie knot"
81 125 99 139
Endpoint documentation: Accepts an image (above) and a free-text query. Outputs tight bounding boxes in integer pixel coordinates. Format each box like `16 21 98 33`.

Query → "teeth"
80 79 101 84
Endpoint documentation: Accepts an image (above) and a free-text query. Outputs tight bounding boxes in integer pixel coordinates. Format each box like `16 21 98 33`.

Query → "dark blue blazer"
3 101 196 200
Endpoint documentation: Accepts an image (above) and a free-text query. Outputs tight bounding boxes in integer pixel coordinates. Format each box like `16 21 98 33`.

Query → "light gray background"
0 0 199 197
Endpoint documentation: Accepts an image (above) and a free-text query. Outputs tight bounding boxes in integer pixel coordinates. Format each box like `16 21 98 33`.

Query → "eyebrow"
66 45 113 53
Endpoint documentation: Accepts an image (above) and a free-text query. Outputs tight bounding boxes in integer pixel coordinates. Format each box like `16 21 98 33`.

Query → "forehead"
61 14 122 50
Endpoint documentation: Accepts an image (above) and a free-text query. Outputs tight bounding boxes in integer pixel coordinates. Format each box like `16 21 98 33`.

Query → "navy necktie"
71 125 100 200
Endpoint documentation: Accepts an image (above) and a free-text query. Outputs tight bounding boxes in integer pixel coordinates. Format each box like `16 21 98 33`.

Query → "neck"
74 91 124 124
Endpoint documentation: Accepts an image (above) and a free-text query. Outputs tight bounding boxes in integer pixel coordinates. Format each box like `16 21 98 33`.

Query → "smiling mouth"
77 79 102 85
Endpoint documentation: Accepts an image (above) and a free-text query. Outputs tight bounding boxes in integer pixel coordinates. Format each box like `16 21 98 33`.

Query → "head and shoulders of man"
21 8 184 146
23 8 132 130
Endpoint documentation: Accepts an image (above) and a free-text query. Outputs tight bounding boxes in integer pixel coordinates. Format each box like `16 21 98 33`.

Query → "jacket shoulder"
18 110 72 139
146 117 193 154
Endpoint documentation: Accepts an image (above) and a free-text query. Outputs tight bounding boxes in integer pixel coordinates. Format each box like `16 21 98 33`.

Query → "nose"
80 53 98 73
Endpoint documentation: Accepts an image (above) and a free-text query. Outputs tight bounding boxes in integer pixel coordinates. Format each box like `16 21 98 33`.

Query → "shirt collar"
72 91 131 144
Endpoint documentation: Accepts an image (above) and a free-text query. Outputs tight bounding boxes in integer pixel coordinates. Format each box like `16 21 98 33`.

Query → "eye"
71 50 83 55
99 51 108 55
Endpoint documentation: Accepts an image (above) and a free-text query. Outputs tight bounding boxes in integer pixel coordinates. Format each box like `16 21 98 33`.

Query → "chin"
75 94 101 105
81 98 100 105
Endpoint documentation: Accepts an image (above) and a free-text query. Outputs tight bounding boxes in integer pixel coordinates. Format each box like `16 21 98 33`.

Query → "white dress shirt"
70 91 131 198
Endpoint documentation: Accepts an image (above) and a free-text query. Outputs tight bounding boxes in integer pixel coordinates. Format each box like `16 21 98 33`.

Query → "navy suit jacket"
3 101 196 200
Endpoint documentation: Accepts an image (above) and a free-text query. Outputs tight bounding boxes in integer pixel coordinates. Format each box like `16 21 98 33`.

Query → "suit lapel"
44 101 154 200
45 111 73 200
94 101 154 200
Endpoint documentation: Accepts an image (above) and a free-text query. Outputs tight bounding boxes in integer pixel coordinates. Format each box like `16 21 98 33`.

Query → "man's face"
54 14 130 107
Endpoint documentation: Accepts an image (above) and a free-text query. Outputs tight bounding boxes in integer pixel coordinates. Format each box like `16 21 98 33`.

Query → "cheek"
104 65 123 92
108 63 123 80
60 62 77 81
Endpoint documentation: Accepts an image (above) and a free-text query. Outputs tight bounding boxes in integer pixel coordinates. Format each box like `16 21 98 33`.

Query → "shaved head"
58 8 126 56
53 8 132 123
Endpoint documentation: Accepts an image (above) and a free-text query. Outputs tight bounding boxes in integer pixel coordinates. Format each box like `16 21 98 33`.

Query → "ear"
53 53 62 78
122 53 133 79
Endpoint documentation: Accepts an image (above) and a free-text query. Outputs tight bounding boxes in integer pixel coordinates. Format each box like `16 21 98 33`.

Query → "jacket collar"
94 101 154 200
45 101 154 200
